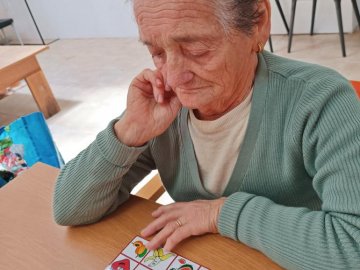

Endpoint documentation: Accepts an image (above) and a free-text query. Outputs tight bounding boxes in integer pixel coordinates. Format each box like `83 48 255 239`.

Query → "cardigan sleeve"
218 77 360 270
53 118 156 226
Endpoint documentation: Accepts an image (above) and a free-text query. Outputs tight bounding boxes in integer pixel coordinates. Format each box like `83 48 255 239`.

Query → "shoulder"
261 51 354 103
262 51 343 84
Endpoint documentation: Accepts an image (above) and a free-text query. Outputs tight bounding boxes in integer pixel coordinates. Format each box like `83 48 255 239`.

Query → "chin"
175 89 200 105
179 100 208 114
175 86 213 110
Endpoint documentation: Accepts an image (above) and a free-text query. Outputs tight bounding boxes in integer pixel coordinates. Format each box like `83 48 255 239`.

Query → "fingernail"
163 245 171 252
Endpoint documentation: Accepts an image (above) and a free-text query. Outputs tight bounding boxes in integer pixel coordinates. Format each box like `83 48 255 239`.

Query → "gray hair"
131 0 264 36
213 0 265 36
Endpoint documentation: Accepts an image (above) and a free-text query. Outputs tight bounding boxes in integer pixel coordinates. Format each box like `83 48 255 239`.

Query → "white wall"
29 0 138 39
0 0 44 43
1 0 359 44
271 0 358 34
1 0 138 43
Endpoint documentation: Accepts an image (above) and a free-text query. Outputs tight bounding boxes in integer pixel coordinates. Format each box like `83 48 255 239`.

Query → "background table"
0 163 282 269
0 46 60 118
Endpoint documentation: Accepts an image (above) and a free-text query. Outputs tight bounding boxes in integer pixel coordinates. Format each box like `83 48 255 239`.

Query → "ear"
252 0 271 51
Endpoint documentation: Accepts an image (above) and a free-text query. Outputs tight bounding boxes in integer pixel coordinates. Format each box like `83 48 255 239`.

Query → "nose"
163 53 194 89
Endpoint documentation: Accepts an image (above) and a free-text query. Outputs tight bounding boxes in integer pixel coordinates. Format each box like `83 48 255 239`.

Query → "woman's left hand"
141 198 226 251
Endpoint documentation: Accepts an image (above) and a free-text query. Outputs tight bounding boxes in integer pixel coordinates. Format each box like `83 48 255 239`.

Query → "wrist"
211 197 226 233
114 117 148 147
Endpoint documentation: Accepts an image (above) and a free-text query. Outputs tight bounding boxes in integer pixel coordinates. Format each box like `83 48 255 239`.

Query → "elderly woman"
53 0 360 269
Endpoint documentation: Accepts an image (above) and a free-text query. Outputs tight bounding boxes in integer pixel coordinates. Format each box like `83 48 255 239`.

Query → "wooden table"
0 46 60 118
0 163 282 270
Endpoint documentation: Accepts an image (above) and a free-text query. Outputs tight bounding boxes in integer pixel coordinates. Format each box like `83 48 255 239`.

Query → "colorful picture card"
105 236 209 270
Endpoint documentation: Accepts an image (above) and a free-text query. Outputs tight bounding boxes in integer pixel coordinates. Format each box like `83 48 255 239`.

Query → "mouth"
175 86 208 94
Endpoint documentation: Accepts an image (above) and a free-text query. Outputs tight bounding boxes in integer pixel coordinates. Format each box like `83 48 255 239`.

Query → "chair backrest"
0 18 13 29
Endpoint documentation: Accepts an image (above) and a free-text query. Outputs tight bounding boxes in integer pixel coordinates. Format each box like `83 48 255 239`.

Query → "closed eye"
152 51 164 58
188 50 208 57
151 51 166 64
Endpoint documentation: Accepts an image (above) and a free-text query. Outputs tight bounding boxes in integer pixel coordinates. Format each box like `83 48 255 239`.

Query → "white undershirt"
188 89 253 196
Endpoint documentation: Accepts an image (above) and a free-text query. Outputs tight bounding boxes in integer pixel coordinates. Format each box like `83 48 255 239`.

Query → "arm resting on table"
53 119 155 226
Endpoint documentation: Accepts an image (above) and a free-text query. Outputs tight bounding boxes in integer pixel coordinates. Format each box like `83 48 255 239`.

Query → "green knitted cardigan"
54 51 360 270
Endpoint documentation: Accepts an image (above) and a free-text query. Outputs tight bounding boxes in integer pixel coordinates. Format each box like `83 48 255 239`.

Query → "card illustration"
133 240 148 258
105 236 208 270
122 236 150 263
111 258 130 270
106 254 138 270
169 256 200 270
143 247 175 268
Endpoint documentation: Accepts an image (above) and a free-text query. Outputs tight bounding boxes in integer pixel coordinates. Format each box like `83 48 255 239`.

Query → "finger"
154 72 165 103
163 225 190 251
151 203 177 218
152 202 186 218
141 211 180 237
155 77 163 88
146 221 179 250
131 77 154 97
143 69 164 103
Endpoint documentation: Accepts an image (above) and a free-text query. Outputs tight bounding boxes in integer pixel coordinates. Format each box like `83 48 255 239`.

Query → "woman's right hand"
114 69 181 147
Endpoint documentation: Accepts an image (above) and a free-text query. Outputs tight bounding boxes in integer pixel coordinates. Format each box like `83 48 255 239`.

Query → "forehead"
133 0 223 46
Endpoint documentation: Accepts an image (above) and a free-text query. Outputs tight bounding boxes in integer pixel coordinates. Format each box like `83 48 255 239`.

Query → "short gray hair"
213 0 265 36
131 0 264 36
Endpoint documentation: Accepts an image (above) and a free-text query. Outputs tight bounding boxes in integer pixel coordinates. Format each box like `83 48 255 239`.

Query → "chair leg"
288 0 297 53
310 0 318 35
351 0 360 29
1 29 8 44
334 0 346 57
11 23 24 45
268 35 274 53
275 0 289 33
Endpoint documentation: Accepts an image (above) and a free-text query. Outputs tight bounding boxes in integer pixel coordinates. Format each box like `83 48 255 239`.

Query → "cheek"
197 62 228 88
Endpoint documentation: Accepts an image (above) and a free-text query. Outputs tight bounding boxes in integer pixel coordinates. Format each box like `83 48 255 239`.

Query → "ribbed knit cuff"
95 119 149 167
218 192 255 240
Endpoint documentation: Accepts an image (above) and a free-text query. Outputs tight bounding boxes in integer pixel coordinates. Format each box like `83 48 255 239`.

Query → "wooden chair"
135 173 165 201
0 18 23 45
269 0 290 52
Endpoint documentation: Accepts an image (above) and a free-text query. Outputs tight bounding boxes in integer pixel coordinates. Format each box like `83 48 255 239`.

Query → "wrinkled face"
134 0 259 118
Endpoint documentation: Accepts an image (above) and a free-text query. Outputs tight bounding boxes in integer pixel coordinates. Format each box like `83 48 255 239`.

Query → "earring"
257 42 264 53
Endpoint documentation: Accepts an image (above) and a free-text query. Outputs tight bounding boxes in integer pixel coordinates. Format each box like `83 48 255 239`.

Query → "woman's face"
134 0 262 119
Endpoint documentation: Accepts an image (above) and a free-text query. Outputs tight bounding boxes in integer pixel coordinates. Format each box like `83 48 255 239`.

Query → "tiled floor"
1 32 360 201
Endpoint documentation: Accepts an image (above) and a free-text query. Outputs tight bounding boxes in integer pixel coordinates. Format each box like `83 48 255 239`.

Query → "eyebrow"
140 34 217 47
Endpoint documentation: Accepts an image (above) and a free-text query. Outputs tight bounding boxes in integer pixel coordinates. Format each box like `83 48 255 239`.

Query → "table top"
0 163 282 270
0 45 48 70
